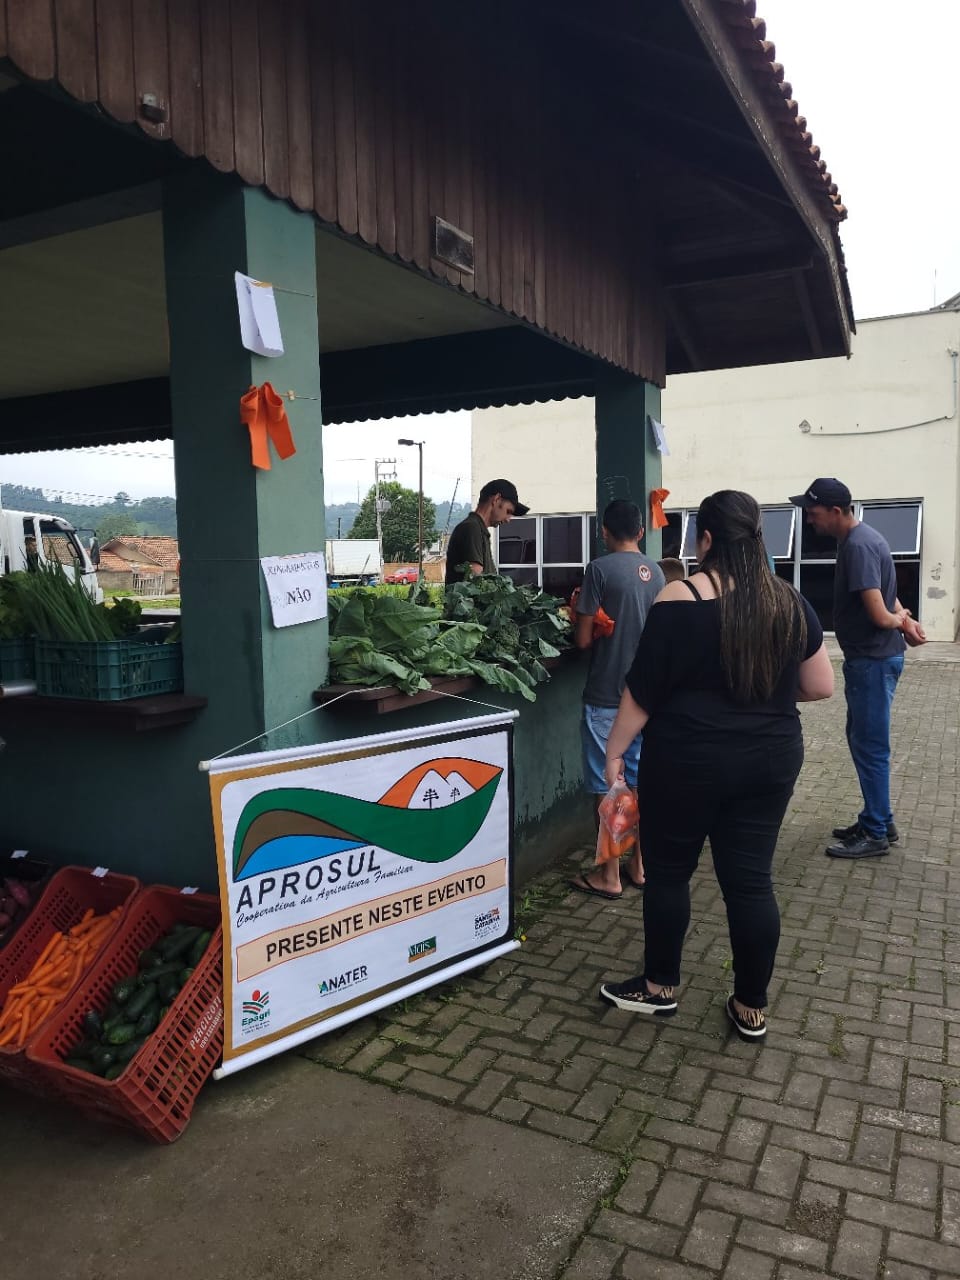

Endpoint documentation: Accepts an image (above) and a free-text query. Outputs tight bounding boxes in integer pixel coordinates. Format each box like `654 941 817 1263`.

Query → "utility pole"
397 439 424 578
374 457 397 567
442 477 461 552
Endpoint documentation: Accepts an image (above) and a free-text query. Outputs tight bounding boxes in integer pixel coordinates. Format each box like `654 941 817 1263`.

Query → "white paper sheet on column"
260 553 328 626
649 417 671 456
235 272 285 357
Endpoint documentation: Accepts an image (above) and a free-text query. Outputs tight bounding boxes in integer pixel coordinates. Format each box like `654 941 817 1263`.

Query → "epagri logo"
408 936 437 963
318 965 369 998
241 988 271 1036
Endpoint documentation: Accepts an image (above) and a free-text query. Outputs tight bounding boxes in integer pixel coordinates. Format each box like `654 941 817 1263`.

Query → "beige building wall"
473 308 960 640
473 395 596 515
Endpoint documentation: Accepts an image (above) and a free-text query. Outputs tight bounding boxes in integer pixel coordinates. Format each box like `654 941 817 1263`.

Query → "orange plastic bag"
595 822 637 865
565 588 615 638
592 607 615 638
595 779 639 865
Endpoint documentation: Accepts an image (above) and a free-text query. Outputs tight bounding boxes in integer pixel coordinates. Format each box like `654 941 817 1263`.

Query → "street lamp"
397 438 424 579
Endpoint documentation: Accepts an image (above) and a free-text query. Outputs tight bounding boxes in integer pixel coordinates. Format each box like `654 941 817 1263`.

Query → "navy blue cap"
789 478 852 509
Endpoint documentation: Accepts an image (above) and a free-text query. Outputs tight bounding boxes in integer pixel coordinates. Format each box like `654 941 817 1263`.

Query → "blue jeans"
843 654 904 837
581 704 642 793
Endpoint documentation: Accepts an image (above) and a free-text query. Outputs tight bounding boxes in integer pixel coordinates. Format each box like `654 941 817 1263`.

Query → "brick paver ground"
303 653 960 1279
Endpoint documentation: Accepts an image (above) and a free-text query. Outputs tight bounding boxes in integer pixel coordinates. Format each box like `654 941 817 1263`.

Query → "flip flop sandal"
569 874 623 901
621 869 645 891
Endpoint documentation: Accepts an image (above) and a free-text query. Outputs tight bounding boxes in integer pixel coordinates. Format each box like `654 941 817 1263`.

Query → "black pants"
638 735 803 1009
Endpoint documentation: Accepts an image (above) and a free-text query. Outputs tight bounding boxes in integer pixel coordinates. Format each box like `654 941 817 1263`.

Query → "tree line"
2 483 474 559
0 485 177 542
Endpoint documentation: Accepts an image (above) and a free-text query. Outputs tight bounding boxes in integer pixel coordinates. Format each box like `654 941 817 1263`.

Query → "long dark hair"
696 490 807 703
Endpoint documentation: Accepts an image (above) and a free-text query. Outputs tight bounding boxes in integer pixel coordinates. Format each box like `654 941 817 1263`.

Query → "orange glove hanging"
240 382 298 470
650 488 670 531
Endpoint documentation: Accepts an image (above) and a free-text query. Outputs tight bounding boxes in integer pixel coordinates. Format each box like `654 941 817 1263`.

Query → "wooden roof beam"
665 248 813 289
792 269 824 358
665 294 703 370
551 12 718 82
679 0 851 352
0 182 160 250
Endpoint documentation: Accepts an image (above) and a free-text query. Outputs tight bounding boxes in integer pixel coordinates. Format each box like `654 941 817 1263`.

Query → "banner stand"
206 713 518 1075
213 938 518 1078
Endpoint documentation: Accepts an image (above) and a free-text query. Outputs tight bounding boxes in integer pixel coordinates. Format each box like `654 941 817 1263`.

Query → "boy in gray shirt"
570 500 664 898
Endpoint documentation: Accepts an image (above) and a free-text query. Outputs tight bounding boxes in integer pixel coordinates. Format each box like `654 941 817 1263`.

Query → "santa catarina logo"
231 757 503 884
474 906 501 939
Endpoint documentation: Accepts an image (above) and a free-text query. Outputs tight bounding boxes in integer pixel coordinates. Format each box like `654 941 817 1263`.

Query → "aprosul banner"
205 714 518 1075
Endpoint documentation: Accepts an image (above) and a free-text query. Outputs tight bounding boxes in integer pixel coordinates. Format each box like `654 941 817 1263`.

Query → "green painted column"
163 171 326 759
594 366 663 559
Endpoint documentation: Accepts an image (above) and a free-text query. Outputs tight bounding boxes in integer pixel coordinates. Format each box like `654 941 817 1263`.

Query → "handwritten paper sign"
260 553 328 627
235 272 284 357
649 417 671 456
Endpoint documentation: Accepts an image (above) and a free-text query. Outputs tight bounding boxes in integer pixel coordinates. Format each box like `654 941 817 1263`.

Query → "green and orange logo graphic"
232 758 503 881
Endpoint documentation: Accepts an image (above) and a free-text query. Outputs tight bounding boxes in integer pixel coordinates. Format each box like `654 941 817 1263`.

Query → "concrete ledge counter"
0 693 208 732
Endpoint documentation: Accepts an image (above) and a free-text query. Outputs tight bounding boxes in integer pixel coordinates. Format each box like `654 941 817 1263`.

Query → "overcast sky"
4 0 958 509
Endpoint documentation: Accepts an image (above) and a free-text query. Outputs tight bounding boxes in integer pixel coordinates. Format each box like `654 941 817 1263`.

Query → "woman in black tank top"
596 491 834 1041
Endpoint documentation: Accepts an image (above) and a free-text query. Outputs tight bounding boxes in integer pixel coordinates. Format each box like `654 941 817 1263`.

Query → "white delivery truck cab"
0 506 103 602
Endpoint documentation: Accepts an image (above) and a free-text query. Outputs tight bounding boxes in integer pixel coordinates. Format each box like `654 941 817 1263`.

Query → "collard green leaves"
327 574 572 700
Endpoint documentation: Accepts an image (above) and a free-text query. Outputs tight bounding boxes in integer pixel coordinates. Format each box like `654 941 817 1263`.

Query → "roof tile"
101 536 180 570
710 0 845 220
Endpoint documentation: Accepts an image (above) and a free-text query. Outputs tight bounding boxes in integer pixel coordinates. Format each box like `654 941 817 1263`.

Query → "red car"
384 567 419 584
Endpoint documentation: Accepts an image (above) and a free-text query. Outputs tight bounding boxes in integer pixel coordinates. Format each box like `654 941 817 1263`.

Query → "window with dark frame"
861 503 921 555
760 507 796 560
665 499 923 633
497 517 537 566
496 514 590 597
661 512 682 560
542 516 583 565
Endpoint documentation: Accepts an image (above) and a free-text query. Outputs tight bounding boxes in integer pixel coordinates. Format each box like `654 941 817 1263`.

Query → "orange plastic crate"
0 866 139 1092
27 886 224 1143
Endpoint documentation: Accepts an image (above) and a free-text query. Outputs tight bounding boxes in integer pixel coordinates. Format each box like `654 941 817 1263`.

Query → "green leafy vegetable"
0 561 144 642
326 574 572 700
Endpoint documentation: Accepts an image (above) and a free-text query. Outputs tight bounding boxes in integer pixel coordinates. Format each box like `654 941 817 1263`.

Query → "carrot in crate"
0 906 122 1048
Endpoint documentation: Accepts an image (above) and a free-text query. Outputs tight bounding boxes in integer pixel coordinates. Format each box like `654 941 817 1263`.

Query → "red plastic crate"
27 886 224 1143
0 866 139 1092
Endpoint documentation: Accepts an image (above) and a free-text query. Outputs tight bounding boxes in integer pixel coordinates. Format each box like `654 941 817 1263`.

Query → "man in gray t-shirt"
791 478 926 860
569 499 664 899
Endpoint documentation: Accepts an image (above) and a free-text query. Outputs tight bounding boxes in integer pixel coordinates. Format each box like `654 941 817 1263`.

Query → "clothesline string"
206 685 507 763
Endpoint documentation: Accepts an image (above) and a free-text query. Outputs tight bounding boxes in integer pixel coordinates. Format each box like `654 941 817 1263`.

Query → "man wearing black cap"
791 479 926 858
444 480 529 586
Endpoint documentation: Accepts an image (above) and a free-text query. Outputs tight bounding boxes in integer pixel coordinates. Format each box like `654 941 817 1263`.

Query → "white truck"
0 503 103 601
325 538 382 586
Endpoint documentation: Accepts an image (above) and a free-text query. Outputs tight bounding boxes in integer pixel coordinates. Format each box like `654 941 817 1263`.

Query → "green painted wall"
0 663 590 890
0 171 593 888
595 367 663 559
163 170 328 755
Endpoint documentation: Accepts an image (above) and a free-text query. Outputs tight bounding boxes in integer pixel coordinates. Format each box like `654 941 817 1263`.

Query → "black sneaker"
825 832 890 859
599 976 678 1016
832 820 899 844
726 995 766 1041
